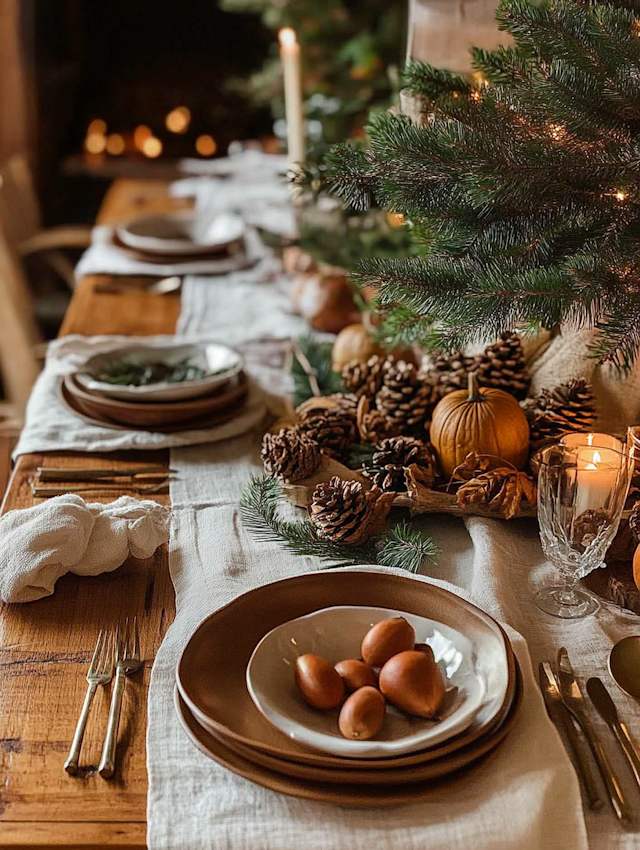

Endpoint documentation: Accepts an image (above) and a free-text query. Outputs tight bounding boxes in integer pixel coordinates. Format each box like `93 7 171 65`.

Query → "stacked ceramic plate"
61 342 248 433
175 571 522 806
112 211 251 272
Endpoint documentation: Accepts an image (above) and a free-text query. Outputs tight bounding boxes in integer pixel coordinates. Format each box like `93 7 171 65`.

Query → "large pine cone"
261 429 321 483
472 332 530 400
426 351 475 399
525 378 597 449
376 361 437 438
356 396 402 444
296 407 358 461
342 354 394 400
309 476 395 545
362 436 436 492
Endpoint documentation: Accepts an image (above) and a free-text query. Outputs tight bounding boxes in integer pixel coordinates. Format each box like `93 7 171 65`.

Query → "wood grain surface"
0 179 189 849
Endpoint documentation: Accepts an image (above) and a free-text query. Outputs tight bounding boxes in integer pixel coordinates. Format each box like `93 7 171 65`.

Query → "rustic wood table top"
0 178 191 849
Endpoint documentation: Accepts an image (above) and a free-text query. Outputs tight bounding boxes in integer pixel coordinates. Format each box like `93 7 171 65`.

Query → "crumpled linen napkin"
0 495 171 603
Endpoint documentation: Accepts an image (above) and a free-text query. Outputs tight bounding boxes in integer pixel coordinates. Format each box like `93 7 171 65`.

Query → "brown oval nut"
361 617 416 667
379 650 445 719
334 659 378 693
338 686 386 740
294 654 345 710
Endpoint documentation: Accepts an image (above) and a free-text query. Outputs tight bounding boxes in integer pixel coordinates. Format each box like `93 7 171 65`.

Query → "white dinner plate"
246 605 490 758
76 341 243 401
116 211 245 256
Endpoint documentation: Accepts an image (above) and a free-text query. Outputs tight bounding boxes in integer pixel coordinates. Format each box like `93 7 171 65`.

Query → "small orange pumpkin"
633 543 640 591
430 372 530 478
332 323 382 372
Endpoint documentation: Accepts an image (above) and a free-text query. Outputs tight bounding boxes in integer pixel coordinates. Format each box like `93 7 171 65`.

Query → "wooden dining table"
0 178 192 849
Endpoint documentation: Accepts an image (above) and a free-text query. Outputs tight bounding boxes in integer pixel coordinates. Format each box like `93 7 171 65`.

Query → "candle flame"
593 451 602 463
279 27 297 48
587 433 594 446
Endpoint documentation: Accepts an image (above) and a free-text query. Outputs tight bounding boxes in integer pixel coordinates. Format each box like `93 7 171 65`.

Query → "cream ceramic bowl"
246 605 490 758
116 210 245 255
76 342 243 402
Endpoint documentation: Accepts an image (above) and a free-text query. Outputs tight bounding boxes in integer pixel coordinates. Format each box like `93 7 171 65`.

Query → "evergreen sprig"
325 0 640 367
291 335 343 407
239 473 440 572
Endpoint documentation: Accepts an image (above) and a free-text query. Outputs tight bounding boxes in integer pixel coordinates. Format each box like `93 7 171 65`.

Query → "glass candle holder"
536 443 632 619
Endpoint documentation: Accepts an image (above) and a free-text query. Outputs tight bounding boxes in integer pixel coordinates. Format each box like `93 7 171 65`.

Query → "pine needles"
239 473 440 571
324 0 640 366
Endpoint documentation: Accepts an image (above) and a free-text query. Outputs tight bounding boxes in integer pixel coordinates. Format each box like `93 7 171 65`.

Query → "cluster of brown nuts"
293 617 445 741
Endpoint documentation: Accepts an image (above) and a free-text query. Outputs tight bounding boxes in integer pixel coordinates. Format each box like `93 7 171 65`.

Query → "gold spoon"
609 636 640 699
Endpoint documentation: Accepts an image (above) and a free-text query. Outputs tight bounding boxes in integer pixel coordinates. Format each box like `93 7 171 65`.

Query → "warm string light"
133 125 152 152
142 136 163 158
615 190 627 202
547 122 566 140
166 106 191 134
87 118 107 135
195 134 217 156
105 133 125 155
84 133 106 154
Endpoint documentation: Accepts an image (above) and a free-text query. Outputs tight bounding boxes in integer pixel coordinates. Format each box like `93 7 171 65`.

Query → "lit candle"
278 28 305 168
562 432 624 452
574 446 621 515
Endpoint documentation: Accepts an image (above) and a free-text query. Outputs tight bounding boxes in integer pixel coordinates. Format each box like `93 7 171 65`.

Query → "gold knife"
587 677 640 789
557 647 631 823
539 662 604 810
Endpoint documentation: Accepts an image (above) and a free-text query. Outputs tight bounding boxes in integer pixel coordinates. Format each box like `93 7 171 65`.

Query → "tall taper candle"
279 27 306 167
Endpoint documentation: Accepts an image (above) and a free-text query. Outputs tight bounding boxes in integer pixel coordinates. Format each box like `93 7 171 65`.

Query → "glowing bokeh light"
195 134 217 156
142 136 163 158
166 106 191 134
85 133 106 154
105 133 125 155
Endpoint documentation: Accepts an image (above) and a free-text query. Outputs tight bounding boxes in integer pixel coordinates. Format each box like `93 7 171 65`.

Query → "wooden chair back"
0 153 41 246
0 208 40 413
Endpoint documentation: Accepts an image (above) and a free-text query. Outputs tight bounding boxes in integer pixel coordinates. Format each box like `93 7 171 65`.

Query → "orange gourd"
430 372 530 478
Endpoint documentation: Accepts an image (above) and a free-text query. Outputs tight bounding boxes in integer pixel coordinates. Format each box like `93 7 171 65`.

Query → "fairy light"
84 133 106 154
87 118 107 135
195 134 217 156
133 125 152 151
615 190 627 202
142 136 163 158
165 106 191 134
470 90 482 102
548 122 566 140
105 133 125 155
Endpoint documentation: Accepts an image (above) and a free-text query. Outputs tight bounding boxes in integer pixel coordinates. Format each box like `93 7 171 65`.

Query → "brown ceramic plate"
176 571 515 767
174 666 522 805
197 659 520 785
61 372 247 429
59 378 248 433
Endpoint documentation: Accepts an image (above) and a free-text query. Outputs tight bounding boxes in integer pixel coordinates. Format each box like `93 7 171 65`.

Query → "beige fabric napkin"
0 494 171 603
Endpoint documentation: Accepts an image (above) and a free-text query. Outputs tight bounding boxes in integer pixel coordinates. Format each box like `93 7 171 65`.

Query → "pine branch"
239 474 440 572
377 519 441 573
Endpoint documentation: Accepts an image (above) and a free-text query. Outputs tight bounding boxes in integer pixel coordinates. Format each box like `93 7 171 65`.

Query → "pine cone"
457 468 537 519
572 509 609 550
261 429 321 484
526 378 597 449
362 436 436 492
376 360 437 438
342 355 394 400
296 408 358 461
309 476 395 545
356 396 401 444
425 351 475 398
629 501 640 543
472 332 530 400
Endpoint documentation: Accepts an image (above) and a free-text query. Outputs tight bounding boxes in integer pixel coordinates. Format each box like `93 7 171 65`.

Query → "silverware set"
31 466 171 498
64 619 141 778
539 646 640 824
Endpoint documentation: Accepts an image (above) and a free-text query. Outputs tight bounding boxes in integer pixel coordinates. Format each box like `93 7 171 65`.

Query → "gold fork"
64 630 114 775
98 618 142 779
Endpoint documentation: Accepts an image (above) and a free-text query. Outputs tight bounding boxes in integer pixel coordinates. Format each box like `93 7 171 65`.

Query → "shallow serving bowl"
246 606 487 758
176 570 512 767
116 210 245 256
76 342 243 401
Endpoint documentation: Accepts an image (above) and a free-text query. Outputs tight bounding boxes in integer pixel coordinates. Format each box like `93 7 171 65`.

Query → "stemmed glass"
535 442 632 619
